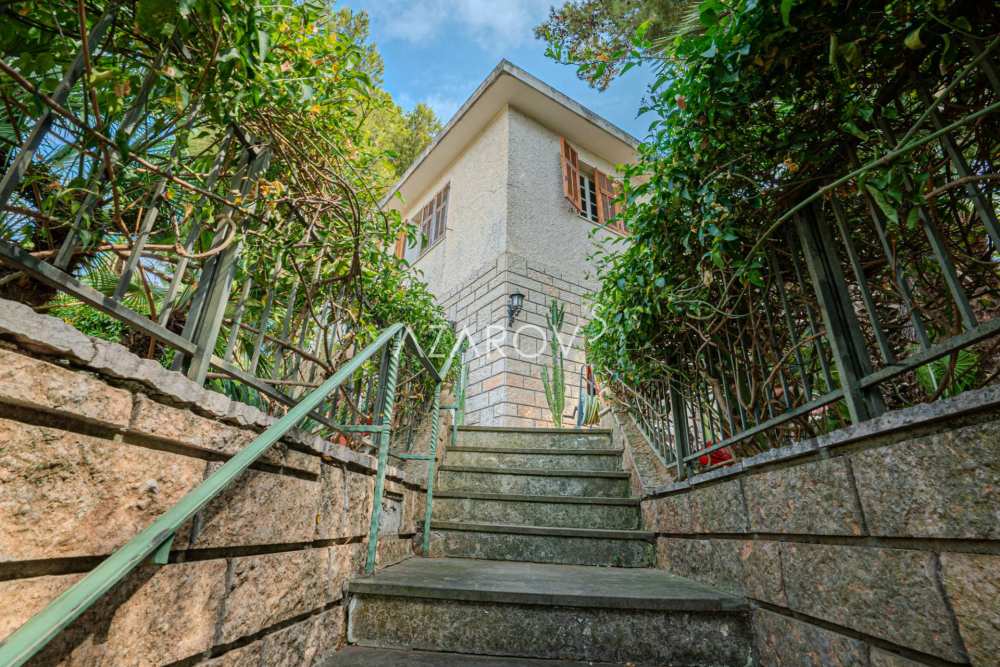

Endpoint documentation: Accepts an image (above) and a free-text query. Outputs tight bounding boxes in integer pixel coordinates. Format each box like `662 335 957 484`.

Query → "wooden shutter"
419 201 433 248
433 184 449 241
560 137 581 212
394 229 406 258
595 170 626 233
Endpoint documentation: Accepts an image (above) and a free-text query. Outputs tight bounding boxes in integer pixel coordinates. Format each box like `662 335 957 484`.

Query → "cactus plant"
540 299 566 428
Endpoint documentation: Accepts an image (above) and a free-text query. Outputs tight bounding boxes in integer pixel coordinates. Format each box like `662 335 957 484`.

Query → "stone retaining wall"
637 385 1000 666
0 298 428 666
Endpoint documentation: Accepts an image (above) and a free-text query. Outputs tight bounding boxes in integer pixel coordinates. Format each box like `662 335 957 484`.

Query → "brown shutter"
612 180 626 233
419 201 433 248
560 137 581 212
595 170 623 231
394 228 406 258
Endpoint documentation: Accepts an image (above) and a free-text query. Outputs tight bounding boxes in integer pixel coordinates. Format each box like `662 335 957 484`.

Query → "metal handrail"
0 324 469 667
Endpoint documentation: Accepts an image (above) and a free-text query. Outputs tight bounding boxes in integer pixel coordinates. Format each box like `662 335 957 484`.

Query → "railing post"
186 241 241 384
794 206 885 423
421 382 443 554
365 332 405 574
668 379 691 480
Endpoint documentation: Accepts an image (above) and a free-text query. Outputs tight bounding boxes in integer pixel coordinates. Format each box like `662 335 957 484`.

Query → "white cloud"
360 0 551 52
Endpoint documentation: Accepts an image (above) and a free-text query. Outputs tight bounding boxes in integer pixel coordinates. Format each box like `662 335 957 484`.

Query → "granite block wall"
0 298 425 666
636 385 1000 666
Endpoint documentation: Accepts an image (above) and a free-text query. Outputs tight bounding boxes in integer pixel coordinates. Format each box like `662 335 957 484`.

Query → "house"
384 60 639 427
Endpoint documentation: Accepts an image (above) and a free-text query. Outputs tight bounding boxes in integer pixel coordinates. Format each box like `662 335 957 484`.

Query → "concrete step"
347 558 751 666
456 426 612 450
320 646 618 666
427 522 655 567
444 446 623 471
432 492 641 530
436 466 631 498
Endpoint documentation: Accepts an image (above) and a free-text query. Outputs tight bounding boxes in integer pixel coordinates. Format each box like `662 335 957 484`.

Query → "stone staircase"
323 426 752 666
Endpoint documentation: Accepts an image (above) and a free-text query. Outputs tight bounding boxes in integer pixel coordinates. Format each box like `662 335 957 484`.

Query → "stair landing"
346 557 744 611
342 558 750 666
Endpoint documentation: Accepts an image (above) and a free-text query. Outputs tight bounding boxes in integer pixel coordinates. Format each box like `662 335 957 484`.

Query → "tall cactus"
540 299 566 428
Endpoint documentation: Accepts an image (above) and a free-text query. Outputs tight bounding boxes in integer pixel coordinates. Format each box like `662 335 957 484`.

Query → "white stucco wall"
506 106 624 288
399 102 632 426
404 108 510 298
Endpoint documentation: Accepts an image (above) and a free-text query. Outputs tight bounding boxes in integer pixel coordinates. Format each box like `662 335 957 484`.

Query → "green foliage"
540 299 567 428
0 0 452 399
534 0 696 89
379 102 443 177
539 0 1000 390
916 350 979 399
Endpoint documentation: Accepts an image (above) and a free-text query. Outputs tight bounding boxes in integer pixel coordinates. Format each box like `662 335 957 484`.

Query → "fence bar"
422 382 443 553
794 207 884 423
828 198 896 364
365 332 406 573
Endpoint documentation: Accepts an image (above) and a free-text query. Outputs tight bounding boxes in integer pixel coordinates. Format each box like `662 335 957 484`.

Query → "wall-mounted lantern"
507 291 525 328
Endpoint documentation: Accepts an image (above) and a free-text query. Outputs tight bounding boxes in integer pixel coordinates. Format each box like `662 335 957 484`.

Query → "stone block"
940 552 999 666
190 465 319 548
744 458 864 536
0 349 132 427
316 462 347 540
0 298 96 363
654 493 692 533
0 419 205 560
328 542 365 602
656 538 744 595
304 606 346 664
200 643 261 666
740 540 786 605
376 534 414 569
130 394 318 475
640 499 658 530
852 421 1000 539
687 480 748 533
241 605 345 666
870 648 929 666
345 470 375 538
0 573 83 640
781 543 965 661
753 608 867 666
30 561 227 665
221 549 331 644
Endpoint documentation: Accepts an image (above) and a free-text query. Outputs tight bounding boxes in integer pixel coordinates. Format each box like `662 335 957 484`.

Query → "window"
560 136 625 234
396 183 450 261
579 171 599 223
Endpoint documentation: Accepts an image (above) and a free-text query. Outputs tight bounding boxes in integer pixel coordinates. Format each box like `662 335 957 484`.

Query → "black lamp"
507 291 525 327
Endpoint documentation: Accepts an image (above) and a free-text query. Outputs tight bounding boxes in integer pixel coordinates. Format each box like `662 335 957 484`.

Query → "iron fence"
0 3 452 451
618 34 1000 478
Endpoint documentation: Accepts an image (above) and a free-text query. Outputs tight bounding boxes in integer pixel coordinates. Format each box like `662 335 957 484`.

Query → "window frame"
578 171 599 224
401 182 450 262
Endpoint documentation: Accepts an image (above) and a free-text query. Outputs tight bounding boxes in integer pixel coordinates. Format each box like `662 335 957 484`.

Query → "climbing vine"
568 0 999 405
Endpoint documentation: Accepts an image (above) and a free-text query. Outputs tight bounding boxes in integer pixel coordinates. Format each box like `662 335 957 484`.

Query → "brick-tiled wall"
439 252 595 427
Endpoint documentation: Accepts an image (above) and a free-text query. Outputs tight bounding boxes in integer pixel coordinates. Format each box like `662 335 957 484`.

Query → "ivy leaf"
701 42 718 58
904 27 925 50
780 0 796 27
866 185 899 224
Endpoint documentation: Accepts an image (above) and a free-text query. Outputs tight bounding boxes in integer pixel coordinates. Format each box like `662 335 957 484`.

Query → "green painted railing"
0 324 468 667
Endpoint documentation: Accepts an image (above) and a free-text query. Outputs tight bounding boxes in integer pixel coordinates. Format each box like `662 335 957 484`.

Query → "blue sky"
338 0 655 140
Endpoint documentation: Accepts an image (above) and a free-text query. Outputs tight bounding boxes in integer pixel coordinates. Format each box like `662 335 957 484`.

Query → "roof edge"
380 59 640 209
